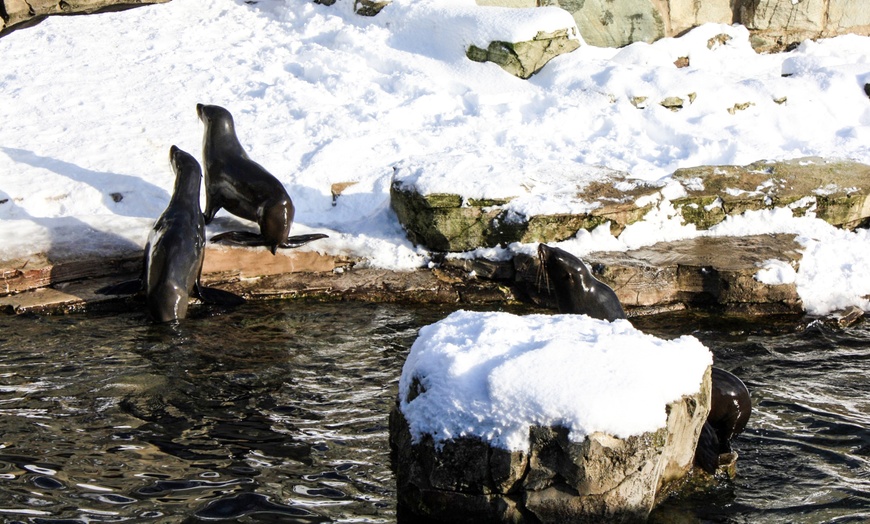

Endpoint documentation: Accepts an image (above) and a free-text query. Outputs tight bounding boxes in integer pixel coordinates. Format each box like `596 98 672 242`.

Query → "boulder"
392 156 870 254
467 28 581 79
537 0 666 48
390 368 713 523
671 157 870 231
478 0 870 51
390 159 662 252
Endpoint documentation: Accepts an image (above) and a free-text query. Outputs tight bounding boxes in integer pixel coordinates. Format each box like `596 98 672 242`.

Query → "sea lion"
537 243 626 321
694 367 752 474
196 103 328 254
536 243 751 474
96 146 245 322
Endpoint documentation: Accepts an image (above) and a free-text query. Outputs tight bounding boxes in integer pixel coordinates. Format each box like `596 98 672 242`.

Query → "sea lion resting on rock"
196 103 328 255
97 146 245 322
537 243 751 475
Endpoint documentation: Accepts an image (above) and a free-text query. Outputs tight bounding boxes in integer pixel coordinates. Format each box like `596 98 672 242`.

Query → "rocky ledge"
3 156 869 320
0 233 805 317
0 0 167 36
391 157 870 252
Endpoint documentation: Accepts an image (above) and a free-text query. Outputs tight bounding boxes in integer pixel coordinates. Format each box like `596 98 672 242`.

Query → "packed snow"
2 0 870 314
398 310 713 450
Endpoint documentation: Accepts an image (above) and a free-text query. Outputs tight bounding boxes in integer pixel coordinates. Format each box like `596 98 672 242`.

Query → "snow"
2 0 870 314
398 310 713 450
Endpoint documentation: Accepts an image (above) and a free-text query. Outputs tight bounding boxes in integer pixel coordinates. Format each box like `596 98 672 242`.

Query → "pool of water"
0 300 867 523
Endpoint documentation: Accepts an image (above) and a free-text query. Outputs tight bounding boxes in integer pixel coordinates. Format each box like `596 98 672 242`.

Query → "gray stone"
475 0 870 52
538 0 665 48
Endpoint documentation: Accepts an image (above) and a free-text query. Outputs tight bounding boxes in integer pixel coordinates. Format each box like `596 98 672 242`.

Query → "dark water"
0 301 867 523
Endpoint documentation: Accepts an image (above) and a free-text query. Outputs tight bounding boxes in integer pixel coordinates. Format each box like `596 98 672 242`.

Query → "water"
0 301 868 523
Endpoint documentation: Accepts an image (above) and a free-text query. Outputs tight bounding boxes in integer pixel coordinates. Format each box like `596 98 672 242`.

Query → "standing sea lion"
196 103 327 254
536 243 751 474
97 146 245 322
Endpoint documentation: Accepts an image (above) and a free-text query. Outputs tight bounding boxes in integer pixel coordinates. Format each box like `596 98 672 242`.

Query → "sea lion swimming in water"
536 242 751 474
694 367 752 474
537 243 626 321
96 146 245 322
196 103 328 254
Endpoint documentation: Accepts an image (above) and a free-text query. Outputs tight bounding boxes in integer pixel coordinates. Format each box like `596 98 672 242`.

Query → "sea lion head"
259 196 295 255
168 145 203 200
196 103 238 143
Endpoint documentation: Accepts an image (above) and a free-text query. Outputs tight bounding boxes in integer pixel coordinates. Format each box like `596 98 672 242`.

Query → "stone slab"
0 234 808 316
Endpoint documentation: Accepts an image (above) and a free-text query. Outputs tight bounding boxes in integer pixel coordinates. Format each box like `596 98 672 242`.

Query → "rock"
660 96 685 111
353 0 389 17
671 157 870 230
512 234 805 315
478 0 870 51
390 367 713 523
466 28 581 79
1 0 168 36
537 0 666 48
392 156 870 255
390 160 662 252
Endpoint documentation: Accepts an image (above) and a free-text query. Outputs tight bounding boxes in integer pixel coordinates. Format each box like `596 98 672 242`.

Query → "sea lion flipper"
195 283 246 307
694 422 721 475
210 230 264 246
95 279 143 296
210 231 329 249
280 233 329 249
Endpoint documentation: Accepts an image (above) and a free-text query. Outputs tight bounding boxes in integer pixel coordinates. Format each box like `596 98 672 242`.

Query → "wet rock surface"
0 234 805 316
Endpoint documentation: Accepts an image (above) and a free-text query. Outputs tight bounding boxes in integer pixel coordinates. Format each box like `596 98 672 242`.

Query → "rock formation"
390 368 714 523
1 0 167 36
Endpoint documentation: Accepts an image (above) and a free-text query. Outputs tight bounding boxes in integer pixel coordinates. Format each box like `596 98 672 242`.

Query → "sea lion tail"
280 233 329 249
195 283 246 307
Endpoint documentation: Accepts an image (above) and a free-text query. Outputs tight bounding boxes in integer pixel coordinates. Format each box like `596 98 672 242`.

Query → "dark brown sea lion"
536 242 751 474
196 103 327 254
96 146 244 322
694 367 752 474
537 243 626 321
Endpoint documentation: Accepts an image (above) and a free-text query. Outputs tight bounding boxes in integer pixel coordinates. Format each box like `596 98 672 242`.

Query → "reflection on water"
0 302 868 522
